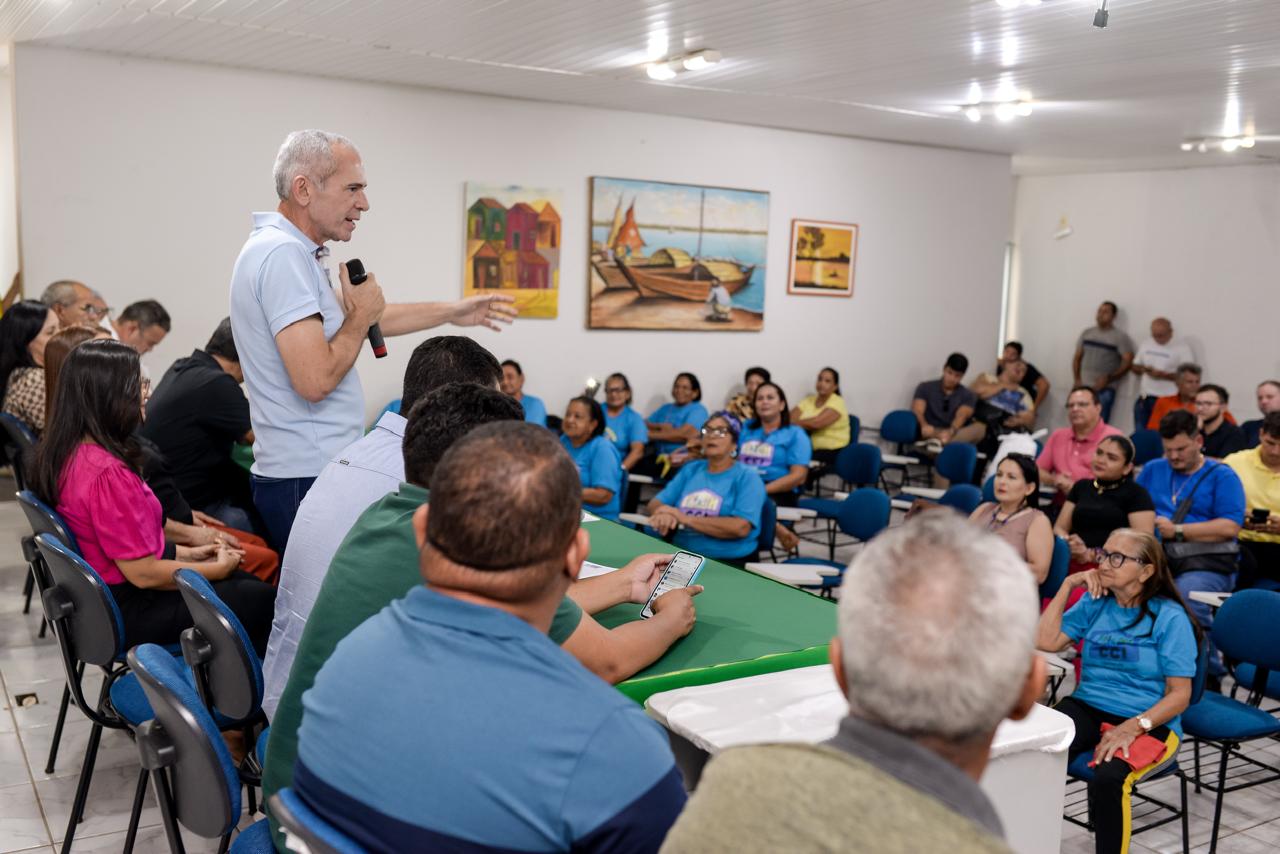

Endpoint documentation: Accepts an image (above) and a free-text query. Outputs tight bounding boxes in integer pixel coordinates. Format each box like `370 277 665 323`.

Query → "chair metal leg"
37 618 47 639
152 769 187 854
44 683 72 774
123 769 148 854
59 722 102 854
1194 740 1203 793
1180 773 1189 854
1208 746 1231 854
22 567 34 614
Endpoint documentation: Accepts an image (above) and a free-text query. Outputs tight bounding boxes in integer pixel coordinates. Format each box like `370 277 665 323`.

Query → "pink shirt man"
1037 418 1123 492
55 444 165 585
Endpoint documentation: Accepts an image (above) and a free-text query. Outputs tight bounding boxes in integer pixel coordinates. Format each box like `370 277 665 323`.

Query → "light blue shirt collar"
373 410 407 437
251 211 322 255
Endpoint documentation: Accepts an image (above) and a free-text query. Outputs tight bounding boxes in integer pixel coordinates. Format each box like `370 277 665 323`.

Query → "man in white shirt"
1130 317 1194 432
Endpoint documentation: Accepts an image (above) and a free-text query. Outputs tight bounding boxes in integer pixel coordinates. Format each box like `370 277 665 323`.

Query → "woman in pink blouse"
31 340 275 653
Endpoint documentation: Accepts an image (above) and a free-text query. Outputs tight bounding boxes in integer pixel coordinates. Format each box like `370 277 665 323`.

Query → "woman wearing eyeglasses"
601 372 648 472
1038 530 1199 854
967 454 1053 582
1055 436 1156 571
646 412 766 565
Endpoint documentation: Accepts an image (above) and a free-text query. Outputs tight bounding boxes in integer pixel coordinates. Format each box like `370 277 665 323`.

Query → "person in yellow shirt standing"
1225 412 1280 589
792 367 851 470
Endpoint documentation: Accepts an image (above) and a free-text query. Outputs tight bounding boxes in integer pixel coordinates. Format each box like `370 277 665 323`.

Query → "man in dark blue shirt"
295 422 686 852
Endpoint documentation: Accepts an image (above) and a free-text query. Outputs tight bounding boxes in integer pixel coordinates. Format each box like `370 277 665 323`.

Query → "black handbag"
1162 462 1240 576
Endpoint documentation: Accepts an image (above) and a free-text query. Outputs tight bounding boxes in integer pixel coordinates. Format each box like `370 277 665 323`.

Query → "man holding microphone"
230 129 515 550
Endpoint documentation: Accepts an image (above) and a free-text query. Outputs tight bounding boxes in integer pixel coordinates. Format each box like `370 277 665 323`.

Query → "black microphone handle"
344 258 387 359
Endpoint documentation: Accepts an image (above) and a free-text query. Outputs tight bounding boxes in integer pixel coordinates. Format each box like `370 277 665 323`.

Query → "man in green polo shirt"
263 383 701 841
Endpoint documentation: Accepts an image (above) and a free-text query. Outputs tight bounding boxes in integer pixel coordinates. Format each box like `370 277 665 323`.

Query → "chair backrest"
1039 536 1070 601
878 410 919 446
0 413 37 492
128 644 241 840
269 789 364 854
757 496 778 557
848 414 861 443
835 488 892 542
1131 429 1163 466
1188 637 1210 707
1212 589 1280 674
936 443 978 485
981 475 996 504
34 532 125 669
833 442 882 489
938 484 983 515
174 569 263 723
17 490 80 554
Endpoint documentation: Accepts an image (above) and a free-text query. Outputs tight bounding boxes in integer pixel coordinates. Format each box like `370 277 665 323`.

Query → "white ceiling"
5 0 1280 173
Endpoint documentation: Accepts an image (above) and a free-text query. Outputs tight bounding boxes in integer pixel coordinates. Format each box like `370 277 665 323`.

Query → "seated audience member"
1136 410 1244 684
39 279 109 329
968 454 1052 583
263 336 502 714
1241 380 1279 449
739 382 812 507
0 300 59 433
662 513 1044 853
644 372 709 465
1039 530 1198 854
560 395 623 520
293 422 687 851
30 340 274 652
139 318 256 531
1131 317 1193 433
1196 384 1245 460
726 366 770 421
791 367 851 466
500 358 546 426
1145 363 1203 429
1072 301 1134 424
912 352 984 448
647 412 766 565
1225 413 1280 589
602 372 648 471
1055 436 1155 568
970 359 1037 434
263 387 700 828
1038 387 1123 498
108 299 171 356
997 340 1049 409
42 325 107 426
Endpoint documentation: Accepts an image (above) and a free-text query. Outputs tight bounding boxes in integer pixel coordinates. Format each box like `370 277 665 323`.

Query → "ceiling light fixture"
954 100 1035 122
644 49 721 81
645 62 678 81
1181 135 1267 154
965 107 983 123
1093 0 1109 28
682 49 721 71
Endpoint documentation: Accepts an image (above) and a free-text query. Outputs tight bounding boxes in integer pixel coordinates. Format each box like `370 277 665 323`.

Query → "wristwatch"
1174 524 1185 542
1137 716 1154 733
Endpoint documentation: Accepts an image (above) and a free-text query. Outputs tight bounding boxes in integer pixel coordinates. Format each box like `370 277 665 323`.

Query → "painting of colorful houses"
464 183 562 319
589 177 769 331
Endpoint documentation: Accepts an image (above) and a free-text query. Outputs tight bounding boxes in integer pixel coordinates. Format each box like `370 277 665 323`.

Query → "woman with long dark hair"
791 367 851 466
560 395 623 521
1055 435 1156 569
1038 529 1199 854
1 300 59 433
31 340 275 653
967 453 1053 582
738 382 811 507
42 324 109 426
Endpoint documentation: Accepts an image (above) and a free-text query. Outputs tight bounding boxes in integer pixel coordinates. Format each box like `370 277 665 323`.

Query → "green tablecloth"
232 443 254 472
586 519 836 705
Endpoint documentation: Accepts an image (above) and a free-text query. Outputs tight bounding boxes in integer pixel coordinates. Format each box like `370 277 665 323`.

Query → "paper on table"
581 510 601 523
579 561 620 579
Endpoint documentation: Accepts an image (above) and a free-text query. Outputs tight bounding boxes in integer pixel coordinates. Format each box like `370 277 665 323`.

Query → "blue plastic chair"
1180 590 1280 850
1039 537 1070 602
786 489 892 598
937 484 982 515
128 644 273 854
0 412 37 491
800 444 884 559
848 414 862 444
879 410 919 448
1131 429 1163 466
269 789 365 854
756 497 779 561
935 442 978 486
981 475 996 504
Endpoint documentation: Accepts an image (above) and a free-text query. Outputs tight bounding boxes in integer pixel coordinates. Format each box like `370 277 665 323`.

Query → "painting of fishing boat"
589 177 769 331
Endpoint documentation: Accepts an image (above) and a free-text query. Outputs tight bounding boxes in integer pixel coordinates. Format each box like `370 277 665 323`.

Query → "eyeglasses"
1092 548 1143 569
77 303 110 319
701 427 732 438
604 386 627 394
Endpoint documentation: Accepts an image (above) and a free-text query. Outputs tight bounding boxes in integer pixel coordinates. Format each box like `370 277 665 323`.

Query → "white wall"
14 45 1012 426
1012 165 1280 432
0 67 18 292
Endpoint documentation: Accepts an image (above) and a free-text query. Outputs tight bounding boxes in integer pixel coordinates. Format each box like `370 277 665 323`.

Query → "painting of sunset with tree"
788 219 858 297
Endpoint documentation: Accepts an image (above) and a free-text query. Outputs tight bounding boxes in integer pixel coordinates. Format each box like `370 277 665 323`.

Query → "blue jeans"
198 499 254 535
1133 396 1157 433
251 475 317 554
1097 386 1117 424
1175 569 1237 677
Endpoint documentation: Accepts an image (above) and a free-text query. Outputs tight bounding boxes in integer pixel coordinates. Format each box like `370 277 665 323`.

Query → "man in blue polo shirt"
296 422 686 851
1137 409 1245 682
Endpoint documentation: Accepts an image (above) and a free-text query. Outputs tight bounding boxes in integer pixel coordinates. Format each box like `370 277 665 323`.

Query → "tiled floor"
4 486 1280 853
0 496 257 854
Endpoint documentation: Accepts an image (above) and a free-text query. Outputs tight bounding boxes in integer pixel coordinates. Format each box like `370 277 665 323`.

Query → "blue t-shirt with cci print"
653 460 765 559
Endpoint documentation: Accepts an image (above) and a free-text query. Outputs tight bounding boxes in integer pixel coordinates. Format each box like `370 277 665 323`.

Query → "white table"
646 665 1074 854
1189 590 1231 609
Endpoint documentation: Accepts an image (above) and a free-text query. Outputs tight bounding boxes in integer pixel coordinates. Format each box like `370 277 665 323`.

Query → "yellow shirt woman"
795 393 850 451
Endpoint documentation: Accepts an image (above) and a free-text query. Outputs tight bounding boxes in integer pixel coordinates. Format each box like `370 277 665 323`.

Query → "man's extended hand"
453 294 518 332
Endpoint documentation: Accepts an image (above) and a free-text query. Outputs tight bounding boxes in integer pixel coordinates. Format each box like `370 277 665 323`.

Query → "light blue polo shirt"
261 410 406 719
604 406 648 455
648 401 709 454
520 394 547 426
229 211 364 478
560 434 622 521
653 459 765 559
296 586 685 851
738 423 813 488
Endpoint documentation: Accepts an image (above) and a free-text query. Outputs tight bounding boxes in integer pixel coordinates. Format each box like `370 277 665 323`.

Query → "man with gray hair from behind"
661 512 1046 854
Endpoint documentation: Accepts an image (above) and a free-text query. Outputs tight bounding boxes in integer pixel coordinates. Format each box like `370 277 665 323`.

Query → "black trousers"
1237 540 1280 590
1056 696 1177 854
110 569 276 657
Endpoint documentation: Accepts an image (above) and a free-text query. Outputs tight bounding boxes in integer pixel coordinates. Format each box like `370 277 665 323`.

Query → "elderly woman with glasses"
601 372 648 472
1038 529 1199 854
646 412 766 565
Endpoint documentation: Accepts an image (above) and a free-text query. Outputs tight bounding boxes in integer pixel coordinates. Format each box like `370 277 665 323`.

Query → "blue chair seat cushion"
256 726 270 765
1182 693 1280 741
797 497 842 518
1068 750 1180 783
228 818 274 854
109 667 235 729
1233 664 1280 701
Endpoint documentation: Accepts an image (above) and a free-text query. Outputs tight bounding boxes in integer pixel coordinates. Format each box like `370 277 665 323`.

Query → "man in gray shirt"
1072 301 1134 424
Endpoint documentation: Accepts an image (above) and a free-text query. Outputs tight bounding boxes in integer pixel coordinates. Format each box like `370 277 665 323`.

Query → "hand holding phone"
641 551 705 619
1252 507 1272 524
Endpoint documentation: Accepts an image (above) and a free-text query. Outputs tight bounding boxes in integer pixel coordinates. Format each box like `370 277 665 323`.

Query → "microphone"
344 258 387 359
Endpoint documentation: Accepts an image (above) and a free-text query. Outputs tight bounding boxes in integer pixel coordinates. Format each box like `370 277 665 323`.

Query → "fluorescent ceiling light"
646 63 678 81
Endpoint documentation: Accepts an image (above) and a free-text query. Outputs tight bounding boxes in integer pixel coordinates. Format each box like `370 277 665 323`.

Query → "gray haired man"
40 280 110 329
661 513 1045 853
